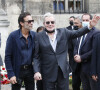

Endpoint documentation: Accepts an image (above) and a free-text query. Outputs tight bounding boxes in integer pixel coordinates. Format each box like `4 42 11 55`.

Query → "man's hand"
92 75 98 82
34 72 42 80
74 54 81 63
10 76 17 84
90 15 100 28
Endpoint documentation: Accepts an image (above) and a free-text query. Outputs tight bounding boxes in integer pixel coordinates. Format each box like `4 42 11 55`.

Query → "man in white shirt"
33 12 100 90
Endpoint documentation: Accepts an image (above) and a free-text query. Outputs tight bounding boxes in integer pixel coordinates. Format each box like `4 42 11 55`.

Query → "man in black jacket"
69 17 82 90
67 16 75 73
67 16 75 30
74 14 100 90
91 33 100 90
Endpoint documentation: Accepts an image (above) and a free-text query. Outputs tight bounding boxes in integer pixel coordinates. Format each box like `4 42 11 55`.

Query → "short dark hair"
36 26 44 33
70 16 75 19
18 12 31 29
82 13 93 20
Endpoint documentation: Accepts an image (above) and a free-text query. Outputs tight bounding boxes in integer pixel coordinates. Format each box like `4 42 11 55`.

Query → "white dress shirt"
46 30 57 52
78 34 87 54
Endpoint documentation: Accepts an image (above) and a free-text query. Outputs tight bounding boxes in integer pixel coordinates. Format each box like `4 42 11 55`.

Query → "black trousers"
37 80 43 90
80 71 97 90
12 68 34 90
72 66 81 90
42 67 69 90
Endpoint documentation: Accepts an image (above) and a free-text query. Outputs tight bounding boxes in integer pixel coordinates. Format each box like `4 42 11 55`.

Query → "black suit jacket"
91 33 100 89
67 26 73 30
67 26 73 51
67 26 76 72
67 26 80 72
91 33 100 76
33 27 90 82
74 27 99 74
69 38 80 72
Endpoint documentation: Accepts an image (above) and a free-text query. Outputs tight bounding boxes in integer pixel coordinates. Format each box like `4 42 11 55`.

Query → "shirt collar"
19 30 32 39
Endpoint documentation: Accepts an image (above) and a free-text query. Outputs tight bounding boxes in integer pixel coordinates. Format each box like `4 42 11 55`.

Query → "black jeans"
37 80 43 90
12 68 34 90
72 65 81 90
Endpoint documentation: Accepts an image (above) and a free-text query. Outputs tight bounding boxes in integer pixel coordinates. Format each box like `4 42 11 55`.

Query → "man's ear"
20 22 24 27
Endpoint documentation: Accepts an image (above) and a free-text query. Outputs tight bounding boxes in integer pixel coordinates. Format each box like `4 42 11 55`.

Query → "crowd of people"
4 11 100 90
67 14 100 90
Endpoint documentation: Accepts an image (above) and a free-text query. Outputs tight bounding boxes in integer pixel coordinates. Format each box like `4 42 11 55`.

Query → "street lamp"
22 0 26 13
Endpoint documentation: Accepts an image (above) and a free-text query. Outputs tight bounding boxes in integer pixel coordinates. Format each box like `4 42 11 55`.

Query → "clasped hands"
74 54 81 63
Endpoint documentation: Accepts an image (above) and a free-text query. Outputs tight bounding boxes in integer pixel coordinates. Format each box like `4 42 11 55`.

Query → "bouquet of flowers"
0 65 10 84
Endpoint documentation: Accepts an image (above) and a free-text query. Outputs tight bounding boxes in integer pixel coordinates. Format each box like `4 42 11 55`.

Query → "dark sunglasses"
46 21 55 24
24 20 34 24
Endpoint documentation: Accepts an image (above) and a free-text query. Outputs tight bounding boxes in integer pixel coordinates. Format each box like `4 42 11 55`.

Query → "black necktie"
80 34 85 48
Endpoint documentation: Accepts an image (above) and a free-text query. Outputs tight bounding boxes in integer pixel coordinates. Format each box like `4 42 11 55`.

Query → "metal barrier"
53 0 86 14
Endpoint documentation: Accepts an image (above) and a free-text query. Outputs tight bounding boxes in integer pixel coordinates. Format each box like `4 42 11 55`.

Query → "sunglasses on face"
24 20 34 24
45 21 55 24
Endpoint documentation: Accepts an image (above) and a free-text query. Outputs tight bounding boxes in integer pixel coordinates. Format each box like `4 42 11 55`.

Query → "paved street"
1 84 25 90
1 82 38 90
1 84 73 90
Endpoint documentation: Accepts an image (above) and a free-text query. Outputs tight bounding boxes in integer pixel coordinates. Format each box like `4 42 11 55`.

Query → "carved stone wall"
0 0 10 62
89 0 100 13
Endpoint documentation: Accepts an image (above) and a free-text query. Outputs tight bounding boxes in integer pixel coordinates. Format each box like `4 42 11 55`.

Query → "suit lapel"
41 30 55 52
56 29 61 43
81 30 93 47
56 29 61 48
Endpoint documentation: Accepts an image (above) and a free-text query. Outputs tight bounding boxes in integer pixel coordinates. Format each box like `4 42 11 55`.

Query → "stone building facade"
2 0 100 30
0 0 100 62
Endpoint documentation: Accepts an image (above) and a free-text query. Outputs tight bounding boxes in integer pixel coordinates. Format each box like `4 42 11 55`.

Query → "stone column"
0 0 1 8
0 7 10 64
65 0 68 12
74 0 76 11
0 1 10 88
57 0 59 12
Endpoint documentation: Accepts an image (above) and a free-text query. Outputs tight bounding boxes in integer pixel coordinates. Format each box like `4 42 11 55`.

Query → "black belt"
20 65 32 70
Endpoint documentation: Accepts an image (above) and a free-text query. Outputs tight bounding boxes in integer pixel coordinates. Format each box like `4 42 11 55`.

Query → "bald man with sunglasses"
5 12 35 90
